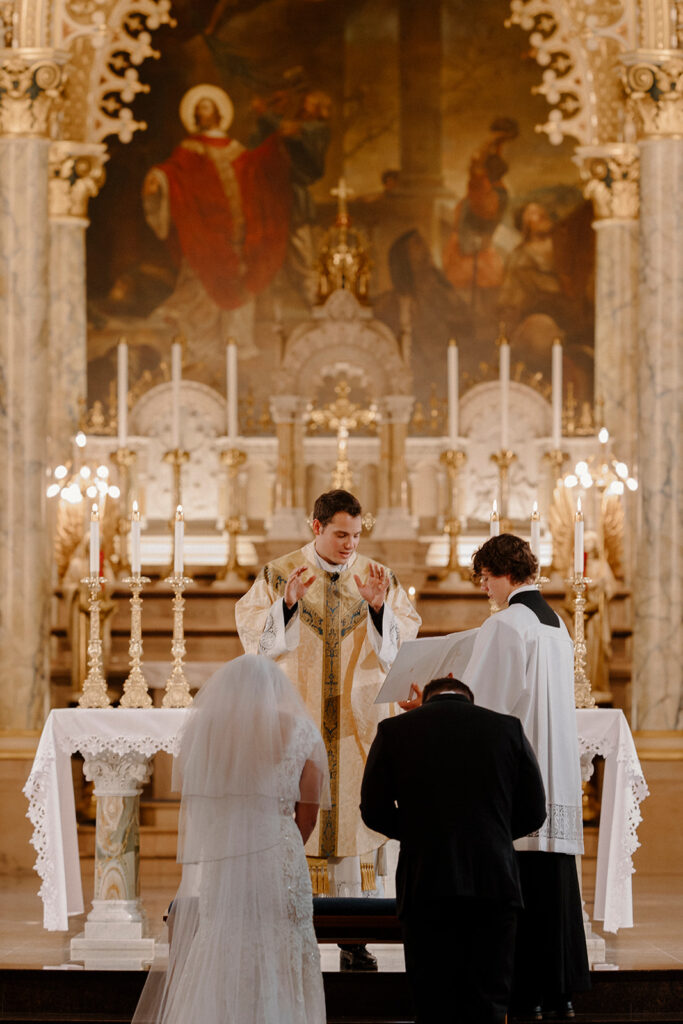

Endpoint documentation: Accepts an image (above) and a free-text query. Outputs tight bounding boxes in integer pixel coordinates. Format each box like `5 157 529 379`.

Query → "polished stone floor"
1 870 681 973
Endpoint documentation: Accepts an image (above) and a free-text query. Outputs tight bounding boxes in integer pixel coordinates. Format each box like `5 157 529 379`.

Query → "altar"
24 705 648 964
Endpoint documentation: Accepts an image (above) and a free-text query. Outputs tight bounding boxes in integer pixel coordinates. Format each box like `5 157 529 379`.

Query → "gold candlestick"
111 447 137 576
490 449 517 530
439 448 468 581
119 573 152 708
569 571 596 709
162 574 194 707
78 574 111 708
163 448 190 571
216 447 247 583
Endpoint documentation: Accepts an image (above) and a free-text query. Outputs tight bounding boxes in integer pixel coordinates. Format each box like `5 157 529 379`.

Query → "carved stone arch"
277 290 412 401
506 0 637 146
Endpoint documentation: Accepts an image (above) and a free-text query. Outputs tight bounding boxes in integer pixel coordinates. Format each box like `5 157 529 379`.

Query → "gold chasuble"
235 543 421 863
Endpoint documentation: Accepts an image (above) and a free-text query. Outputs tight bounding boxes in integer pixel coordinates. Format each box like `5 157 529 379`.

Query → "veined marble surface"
0 137 52 730
49 222 87 459
633 138 683 730
594 219 638 465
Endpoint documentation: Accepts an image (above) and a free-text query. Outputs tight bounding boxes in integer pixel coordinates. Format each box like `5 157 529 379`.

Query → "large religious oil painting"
86 0 594 430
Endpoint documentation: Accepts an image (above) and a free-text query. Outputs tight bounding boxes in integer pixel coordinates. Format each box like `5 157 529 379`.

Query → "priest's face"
313 512 362 565
478 570 516 607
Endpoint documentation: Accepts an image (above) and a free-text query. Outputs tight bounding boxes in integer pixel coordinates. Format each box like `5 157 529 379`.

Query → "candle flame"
132 500 140 520
176 505 184 520
91 503 99 520
490 500 499 519
531 500 539 520
576 497 583 519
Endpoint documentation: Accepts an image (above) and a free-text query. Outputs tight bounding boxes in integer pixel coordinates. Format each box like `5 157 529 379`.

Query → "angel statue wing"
549 482 575 575
601 493 624 580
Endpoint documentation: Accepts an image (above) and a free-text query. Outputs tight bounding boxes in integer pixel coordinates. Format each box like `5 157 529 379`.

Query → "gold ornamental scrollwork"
48 141 108 220
575 144 639 220
0 50 67 136
622 53 683 138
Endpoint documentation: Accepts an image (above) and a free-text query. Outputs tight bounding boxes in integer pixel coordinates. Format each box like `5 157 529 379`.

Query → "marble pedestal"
70 750 155 968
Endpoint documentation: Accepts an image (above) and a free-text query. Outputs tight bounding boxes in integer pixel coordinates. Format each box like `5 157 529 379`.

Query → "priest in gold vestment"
235 490 421 901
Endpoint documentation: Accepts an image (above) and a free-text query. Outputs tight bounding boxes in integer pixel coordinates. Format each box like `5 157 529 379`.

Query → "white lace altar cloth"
23 707 646 935
576 708 648 933
23 708 188 931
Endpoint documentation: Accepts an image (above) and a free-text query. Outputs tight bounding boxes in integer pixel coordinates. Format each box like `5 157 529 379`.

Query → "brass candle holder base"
119 574 152 708
568 572 596 709
78 574 111 708
162 574 194 708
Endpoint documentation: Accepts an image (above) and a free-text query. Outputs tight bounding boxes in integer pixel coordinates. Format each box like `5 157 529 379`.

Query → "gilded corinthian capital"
48 141 108 220
574 144 640 221
0 49 66 136
622 51 683 138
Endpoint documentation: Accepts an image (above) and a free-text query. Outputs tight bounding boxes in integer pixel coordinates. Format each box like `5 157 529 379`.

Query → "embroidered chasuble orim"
235 542 421 866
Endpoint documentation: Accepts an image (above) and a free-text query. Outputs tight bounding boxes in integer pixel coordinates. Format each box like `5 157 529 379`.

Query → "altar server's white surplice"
463 585 583 855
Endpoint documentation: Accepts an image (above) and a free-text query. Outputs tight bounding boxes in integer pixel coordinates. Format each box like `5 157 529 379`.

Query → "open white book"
374 628 480 704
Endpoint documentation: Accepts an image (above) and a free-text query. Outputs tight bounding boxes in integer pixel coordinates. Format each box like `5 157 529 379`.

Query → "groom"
360 676 546 1022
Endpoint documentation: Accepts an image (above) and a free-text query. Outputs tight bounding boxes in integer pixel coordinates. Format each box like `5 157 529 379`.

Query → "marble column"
373 395 415 538
0 50 66 730
622 52 683 729
71 750 155 967
575 144 639 465
268 395 308 539
48 141 107 462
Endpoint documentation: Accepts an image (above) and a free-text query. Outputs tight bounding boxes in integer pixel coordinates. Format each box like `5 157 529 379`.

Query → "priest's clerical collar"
507 583 539 604
313 549 352 574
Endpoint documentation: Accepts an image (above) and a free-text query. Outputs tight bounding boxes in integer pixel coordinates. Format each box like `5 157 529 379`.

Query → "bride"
133 654 330 1024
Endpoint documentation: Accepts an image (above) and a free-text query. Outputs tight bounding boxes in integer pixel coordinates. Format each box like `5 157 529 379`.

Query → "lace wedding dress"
133 656 329 1024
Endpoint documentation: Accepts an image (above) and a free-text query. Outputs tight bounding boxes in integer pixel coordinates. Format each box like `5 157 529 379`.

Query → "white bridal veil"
133 654 330 1024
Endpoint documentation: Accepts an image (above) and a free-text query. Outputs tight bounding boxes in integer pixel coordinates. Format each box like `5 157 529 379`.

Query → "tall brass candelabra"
162 574 194 707
78 574 111 708
119 574 152 708
217 446 247 583
490 449 517 531
569 571 596 709
439 448 468 582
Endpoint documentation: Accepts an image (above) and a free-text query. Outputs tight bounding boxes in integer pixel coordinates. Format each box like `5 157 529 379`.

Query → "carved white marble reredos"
0 49 66 137
632 137 683 730
278 290 412 399
130 380 227 522
0 136 51 729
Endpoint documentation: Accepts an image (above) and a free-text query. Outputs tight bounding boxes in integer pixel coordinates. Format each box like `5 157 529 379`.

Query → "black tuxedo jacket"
360 694 546 918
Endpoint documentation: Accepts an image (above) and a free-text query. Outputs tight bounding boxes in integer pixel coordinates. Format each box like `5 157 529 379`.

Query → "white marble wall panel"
632 138 683 730
0 138 51 729
49 222 87 460
594 220 639 463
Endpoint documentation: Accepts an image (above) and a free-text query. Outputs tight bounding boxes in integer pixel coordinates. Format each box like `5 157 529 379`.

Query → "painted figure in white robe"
235 489 420 967
463 534 591 1019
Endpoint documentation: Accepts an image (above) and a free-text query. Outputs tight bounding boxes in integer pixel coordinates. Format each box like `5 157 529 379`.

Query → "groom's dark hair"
313 490 362 527
423 678 474 704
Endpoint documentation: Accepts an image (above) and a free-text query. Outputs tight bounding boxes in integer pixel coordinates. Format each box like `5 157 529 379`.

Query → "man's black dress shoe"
544 997 575 1020
339 944 378 971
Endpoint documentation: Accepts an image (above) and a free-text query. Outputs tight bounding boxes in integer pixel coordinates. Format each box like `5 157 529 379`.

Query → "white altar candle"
131 500 141 575
117 339 128 449
174 505 184 576
552 338 563 449
489 500 500 537
171 341 182 450
447 338 459 447
89 504 100 575
530 501 541 564
574 497 584 576
226 338 239 443
499 337 510 450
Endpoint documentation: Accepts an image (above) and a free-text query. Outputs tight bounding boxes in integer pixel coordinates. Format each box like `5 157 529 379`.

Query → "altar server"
463 533 590 1020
